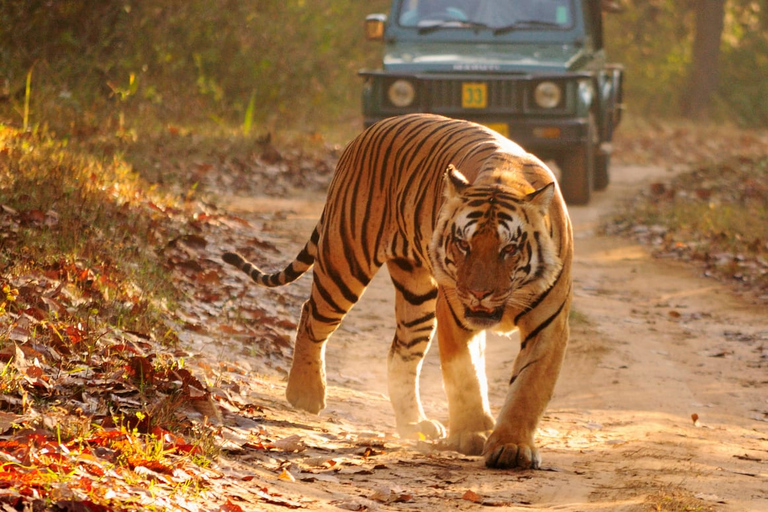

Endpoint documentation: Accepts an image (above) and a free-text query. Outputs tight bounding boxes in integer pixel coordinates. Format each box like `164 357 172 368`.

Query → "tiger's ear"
524 182 556 215
444 164 470 199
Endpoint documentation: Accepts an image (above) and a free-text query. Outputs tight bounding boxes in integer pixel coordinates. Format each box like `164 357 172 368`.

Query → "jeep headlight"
533 81 562 109
388 80 416 107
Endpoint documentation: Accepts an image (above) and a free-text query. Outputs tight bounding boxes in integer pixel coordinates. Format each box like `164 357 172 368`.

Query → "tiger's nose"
468 289 492 300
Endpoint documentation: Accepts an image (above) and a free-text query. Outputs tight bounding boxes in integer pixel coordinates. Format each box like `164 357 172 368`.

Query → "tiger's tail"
222 235 316 288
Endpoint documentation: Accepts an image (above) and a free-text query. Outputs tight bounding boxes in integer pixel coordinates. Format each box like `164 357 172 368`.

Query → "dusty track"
213 164 768 511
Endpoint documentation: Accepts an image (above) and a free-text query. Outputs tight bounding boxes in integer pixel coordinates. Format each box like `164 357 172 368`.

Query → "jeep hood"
383 42 588 74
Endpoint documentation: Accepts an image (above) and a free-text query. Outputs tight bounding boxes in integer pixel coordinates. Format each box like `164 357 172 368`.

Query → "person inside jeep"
398 0 572 28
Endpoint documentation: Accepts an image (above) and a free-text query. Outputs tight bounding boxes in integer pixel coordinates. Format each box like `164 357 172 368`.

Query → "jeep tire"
594 151 610 191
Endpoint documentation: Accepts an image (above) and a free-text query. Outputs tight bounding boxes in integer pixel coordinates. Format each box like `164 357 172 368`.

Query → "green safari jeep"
360 0 624 205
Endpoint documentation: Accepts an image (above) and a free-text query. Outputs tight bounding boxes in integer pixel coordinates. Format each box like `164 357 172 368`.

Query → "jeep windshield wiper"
418 20 491 35
493 20 561 35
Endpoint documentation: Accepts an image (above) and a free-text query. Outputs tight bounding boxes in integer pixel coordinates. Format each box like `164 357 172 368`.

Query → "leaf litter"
2 126 508 511
3 122 768 510
603 155 768 304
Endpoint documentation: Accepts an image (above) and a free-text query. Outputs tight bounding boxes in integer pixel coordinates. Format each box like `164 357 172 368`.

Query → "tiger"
223 113 572 469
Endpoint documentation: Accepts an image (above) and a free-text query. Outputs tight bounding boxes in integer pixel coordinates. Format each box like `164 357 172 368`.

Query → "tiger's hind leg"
386 260 446 440
286 268 369 414
285 299 332 414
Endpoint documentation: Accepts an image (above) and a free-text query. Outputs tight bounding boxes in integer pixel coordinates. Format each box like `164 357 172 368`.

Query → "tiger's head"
429 164 563 331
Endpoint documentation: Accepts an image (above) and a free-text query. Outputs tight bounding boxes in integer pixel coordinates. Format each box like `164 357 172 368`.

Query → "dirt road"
212 164 768 511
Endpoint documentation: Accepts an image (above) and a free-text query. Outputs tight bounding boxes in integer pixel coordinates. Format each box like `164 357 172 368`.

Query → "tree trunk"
762 0 768 31
681 0 726 119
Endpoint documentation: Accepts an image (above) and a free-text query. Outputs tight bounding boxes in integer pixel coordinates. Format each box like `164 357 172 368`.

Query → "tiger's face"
430 165 563 331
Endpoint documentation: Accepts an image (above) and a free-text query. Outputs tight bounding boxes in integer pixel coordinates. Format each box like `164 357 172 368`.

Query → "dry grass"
647 486 716 512
0 125 184 338
605 155 768 300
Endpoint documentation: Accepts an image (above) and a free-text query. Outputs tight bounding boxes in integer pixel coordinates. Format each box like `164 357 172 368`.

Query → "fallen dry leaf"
691 413 701 427
462 489 483 503
272 434 306 453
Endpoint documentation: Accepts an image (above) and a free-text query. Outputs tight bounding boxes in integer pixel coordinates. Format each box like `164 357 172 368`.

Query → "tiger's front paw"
482 430 540 469
286 367 326 414
397 418 447 440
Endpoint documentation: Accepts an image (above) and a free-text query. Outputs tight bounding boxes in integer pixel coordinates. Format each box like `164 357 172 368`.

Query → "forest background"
2 0 767 139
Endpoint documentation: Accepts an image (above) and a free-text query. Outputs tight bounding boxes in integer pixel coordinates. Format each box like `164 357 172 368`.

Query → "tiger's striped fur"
224 113 572 469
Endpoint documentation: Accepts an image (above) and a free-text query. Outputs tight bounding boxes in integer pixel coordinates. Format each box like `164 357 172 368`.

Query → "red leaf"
462 490 482 503
25 366 44 378
77 476 95 493
134 459 173 475
219 499 245 512
125 356 155 384
107 343 143 355
77 268 91 282
63 324 86 344
26 209 46 223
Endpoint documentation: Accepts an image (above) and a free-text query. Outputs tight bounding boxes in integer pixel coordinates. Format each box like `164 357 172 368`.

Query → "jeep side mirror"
365 14 387 41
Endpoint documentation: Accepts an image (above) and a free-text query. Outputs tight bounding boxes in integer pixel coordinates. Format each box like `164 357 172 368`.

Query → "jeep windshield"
398 0 574 30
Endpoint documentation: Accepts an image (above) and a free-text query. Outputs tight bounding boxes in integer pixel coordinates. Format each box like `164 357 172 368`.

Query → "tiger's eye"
501 244 517 256
455 239 470 253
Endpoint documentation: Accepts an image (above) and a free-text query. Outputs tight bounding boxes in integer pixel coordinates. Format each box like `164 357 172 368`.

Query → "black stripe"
445 297 473 332
532 231 546 280
392 350 426 362
493 198 522 211
296 247 314 266
520 294 568 350
402 311 436 328
517 240 533 275
400 236 411 260
307 297 342 325
242 263 263 281
312 277 347 315
399 335 432 349
281 263 305 283
514 266 564 323
389 236 401 257
390 258 414 272
391 278 438 306
346 251 373 288
325 264 360 305
310 227 320 245
509 358 539 385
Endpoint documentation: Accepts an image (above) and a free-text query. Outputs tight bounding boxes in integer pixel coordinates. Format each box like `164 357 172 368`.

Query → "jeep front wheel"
558 115 597 205
557 140 594 205
594 151 610 191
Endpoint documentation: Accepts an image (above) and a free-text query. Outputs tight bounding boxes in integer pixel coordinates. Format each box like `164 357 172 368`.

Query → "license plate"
483 123 509 138
462 82 487 109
